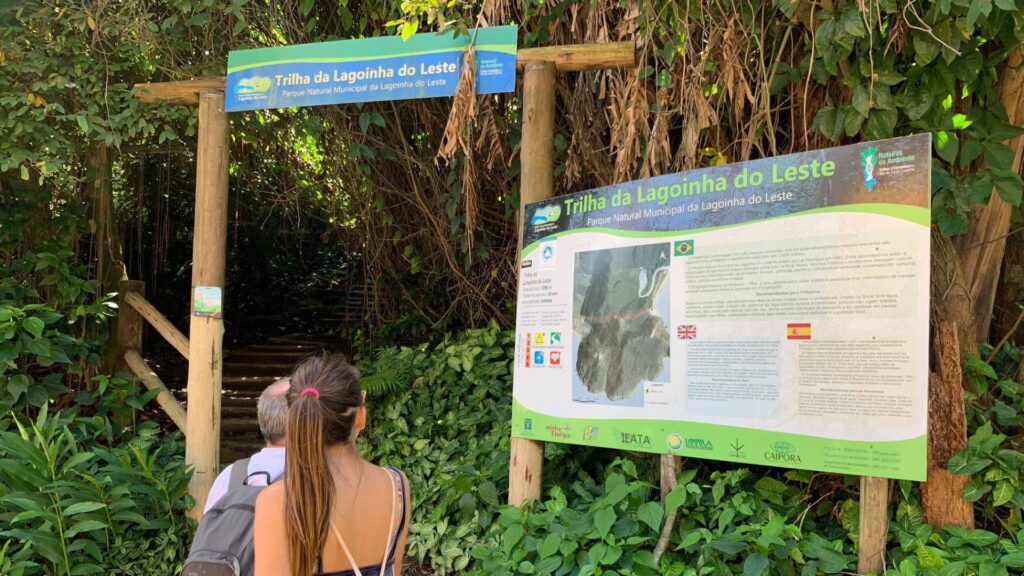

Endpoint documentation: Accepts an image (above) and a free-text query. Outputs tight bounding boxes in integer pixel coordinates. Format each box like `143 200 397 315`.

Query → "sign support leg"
857 476 890 574
508 61 556 507
185 91 229 518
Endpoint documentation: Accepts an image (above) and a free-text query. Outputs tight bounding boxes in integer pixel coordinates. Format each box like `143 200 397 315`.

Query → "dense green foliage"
0 403 193 576
0 188 115 409
5 0 1024 574
352 325 1024 576
0 169 190 575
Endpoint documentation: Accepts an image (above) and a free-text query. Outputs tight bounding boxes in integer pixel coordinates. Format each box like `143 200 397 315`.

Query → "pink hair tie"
300 387 320 399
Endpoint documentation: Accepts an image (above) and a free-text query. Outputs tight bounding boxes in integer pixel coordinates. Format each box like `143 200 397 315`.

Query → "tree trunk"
921 322 975 529
88 141 130 376
956 48 1024 345
932 230 978 356
85 140 127 296
925 231 977 528
992 233 1024 352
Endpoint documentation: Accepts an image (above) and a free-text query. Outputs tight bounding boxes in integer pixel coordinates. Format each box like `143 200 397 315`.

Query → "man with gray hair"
203 377 290 514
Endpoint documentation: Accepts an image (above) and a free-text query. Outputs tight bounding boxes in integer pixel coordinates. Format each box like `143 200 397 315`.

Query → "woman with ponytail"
254 354 410 576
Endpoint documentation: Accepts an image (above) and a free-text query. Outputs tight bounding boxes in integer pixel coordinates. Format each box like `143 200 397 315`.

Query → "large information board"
226 25 517 112
512 135 931 481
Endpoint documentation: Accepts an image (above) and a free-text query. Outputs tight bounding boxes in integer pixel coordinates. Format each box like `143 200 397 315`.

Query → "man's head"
257 377 290 447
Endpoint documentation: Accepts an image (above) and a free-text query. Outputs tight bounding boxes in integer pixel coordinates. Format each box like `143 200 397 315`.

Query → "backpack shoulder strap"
228 458 252 488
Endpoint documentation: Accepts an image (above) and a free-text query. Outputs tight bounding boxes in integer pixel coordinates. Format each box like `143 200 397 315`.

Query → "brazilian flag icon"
674 240 694 256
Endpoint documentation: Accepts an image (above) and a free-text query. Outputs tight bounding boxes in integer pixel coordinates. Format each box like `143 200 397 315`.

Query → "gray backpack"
181 458 282 576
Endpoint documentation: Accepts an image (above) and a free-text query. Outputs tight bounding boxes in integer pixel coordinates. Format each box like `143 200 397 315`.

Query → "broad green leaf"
63 501 106 516
852 86 870 116
992 480 1014 506
913 33 939 66
538 533 560 559
478 481 499 507
676 469 697 486
535 556 561 574
709 538 748 555
677 529 703 549
401 19 419 41
952 114 973 130
665 484 688 513
594 508 616 537
601 545 623 565
64 519 108 538
743 553 770 576
966 0 993 26
637 502 663 532
1001 553 1024 568
916 545 945 569
993 170 1024 206
961 478 992 502
21 317 44 338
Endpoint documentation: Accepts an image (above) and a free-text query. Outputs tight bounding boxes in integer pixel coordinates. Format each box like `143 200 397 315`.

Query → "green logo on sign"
235 76 272 94
674 240 694 256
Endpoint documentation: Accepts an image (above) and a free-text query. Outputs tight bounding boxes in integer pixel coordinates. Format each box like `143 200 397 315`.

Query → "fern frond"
360 346 416 395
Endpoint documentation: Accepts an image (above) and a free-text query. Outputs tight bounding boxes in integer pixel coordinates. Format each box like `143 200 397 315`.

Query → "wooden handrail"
125 349 187 434
124 291 190 360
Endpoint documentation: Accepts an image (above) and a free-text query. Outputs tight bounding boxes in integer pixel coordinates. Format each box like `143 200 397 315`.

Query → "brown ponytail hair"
284 354 363 576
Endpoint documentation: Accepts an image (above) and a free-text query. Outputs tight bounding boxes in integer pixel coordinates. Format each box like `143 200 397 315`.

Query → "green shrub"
358 321 515 574
0 407 193 576
0 190 114 411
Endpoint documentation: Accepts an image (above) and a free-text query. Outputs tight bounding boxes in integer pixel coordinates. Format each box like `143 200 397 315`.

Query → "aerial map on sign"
512 135 931 481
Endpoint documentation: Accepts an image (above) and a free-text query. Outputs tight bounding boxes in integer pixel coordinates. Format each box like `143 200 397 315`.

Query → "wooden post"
857 476 890 574
115 280 145 373
124 291 191 360
509 61 556 507
124 349 188 433
185 91 230 519
505 44 636 506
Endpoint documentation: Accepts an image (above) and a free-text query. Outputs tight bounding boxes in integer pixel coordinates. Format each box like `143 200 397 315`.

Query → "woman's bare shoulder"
256 482 286 511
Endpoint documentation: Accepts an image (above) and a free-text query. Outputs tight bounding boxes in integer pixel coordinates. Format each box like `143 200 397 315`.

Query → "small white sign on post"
193 286 223 319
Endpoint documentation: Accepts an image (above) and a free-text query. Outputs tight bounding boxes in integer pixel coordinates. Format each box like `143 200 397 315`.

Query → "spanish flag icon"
787 323 811 340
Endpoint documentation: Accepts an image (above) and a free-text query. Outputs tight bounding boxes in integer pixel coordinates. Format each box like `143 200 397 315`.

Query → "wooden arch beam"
133 42 637 106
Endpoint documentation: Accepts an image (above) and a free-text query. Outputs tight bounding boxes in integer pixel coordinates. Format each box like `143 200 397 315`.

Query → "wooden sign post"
133 84 229 518
183 91 230 518
508 45 637 506
858 477 889 574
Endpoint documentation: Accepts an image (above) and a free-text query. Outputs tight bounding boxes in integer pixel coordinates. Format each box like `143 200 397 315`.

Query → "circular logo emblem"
667 432 683 451
542 246 554 261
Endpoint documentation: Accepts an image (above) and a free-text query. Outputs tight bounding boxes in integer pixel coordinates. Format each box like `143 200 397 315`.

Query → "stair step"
270 333 338 343
220 419 260 434
222 363 293 376
221 406 258 418
225 350 315 362
220 397 261 407
223 375 279 384
247 343 323 352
